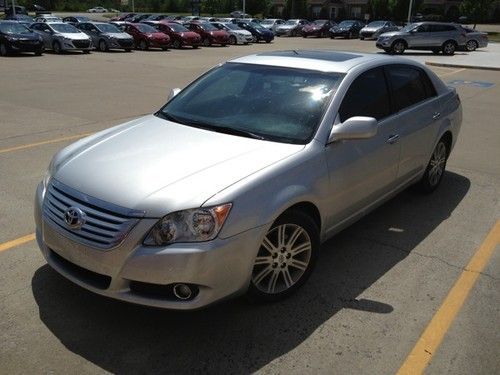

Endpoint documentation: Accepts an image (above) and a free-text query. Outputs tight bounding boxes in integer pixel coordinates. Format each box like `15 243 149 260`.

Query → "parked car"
199 17 217 22
4 14 34 27
123 23 170 50
0 21 44 56
77 22 134 52
35 50 462 309
30 22 93 53
359 20 399 40
376 22 466 55
62 16 90 27
236 21 274 43
87 7 108 13
329 20 364 39
110 13 136 21
229 10 251 18
260 18 285 33
302 19 335 38
211 22 253 45
461 26 488 51
144 14 170 22
186 21 230 47
128 14 152 23
144 21 201 49
275 19 309 37
34 15 62 23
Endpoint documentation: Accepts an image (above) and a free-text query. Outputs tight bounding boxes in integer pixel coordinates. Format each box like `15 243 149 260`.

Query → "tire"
202 38 210 47
221 43 226 47
391 39 406 54
138 39 148 50
172 39 181 49
347 31 352 39
466 40 478 52
442 40 456 56
291 30 297 37
192 45 199 49
418 138 449 193
247 210 319 302
35 49 43 56
265 40 271 43
383 48 392 54
83 50 90 54
52 41 62 54
161 46 168 51
229 35 237 45
0 43 8 56
98 40 108 52
321 31 328 38
360 36 364 40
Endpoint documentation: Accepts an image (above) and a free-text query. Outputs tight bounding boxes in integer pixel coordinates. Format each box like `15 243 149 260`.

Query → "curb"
425 61 500 71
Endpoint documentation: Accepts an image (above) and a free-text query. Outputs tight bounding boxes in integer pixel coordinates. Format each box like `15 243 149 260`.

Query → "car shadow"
32 171 470 373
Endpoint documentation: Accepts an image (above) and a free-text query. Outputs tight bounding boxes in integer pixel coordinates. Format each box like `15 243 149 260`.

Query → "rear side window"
339 67 391 122
386 66 435 112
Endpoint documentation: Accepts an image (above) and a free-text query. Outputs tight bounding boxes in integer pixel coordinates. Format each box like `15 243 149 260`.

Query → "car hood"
179 31 200 39
147 32 169 39
104 32 132 39
361 27 381 32
59 32 90 39
53 115 304 217
378 31 403 37
278 25 297 30
7 32 40 40
233 30 252 36
210 30 228 37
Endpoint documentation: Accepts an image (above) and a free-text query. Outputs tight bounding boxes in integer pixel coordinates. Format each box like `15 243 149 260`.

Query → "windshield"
401 23 416 32
167 23 188 32
75 16 89 21
97 24 121 33
199 23 218 31
261 20 273 25
250 22 264 29
158 63 343 144
313 20 326 25
225 23 242 30
367 21 386 27
0 22 32 34
135 24 157 33
285 20 298 25
339 21 354 27
51 23 80 33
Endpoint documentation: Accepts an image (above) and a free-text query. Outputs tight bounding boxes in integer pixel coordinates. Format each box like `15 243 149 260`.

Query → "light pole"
407 0 414 23
132 0 135 13
243 0 245 14
11 0 16 17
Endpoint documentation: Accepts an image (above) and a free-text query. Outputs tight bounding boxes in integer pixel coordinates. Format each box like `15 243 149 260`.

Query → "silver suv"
376 22 466 55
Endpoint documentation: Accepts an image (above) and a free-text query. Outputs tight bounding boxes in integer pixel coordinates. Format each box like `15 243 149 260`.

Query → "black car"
329 20 364 39
236 21 274 43
62 16 90 27
0 21 44 56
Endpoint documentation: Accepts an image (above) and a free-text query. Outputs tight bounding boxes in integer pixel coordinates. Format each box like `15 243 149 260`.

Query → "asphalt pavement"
0 36 498 374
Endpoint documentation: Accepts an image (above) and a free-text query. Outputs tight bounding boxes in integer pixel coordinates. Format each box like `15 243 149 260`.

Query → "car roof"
229 50 405 73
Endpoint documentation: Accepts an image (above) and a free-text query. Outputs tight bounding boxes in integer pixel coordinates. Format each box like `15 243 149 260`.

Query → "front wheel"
52 41 62 54
391 40 406 54
0 43 8 56
172 39 181 49
202 38 210 47
247 210 319 302
418 139 448 193
99 40 108 52
229 35 237 45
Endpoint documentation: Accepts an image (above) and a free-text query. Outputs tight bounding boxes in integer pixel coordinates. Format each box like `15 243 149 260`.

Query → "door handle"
433 112 441 120
387 134 400 144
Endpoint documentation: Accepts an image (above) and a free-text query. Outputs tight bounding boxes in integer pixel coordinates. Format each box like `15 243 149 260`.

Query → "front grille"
43 179 144 249
118 39 134 47
72 39 91 48
361 32 374 37
50 249 111 290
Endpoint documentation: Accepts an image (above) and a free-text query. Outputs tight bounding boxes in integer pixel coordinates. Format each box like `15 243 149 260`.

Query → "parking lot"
0 37 499 374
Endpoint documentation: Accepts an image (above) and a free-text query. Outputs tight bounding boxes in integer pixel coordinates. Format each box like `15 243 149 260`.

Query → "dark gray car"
359 20 399 40
376 22 466 55
77 22 134 52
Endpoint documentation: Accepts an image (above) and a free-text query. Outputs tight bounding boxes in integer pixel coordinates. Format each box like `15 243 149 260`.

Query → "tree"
388 0 423 22
460 0 494 28
369 0 389 20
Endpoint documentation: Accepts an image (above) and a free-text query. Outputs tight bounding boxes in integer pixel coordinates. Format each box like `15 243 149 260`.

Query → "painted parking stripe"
0 133 93 155
396 220 500 375
0 233 36 253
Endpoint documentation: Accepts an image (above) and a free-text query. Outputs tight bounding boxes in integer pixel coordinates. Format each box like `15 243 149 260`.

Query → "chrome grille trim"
43 179 145 250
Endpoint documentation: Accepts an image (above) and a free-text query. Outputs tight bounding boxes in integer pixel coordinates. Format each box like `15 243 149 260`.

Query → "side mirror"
168 88 181 101
328 116 378 143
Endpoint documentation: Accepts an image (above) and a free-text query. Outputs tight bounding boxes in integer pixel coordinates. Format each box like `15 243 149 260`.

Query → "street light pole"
12 0 16 17
407 0 414 23
243 0 245 15
132 0 135 13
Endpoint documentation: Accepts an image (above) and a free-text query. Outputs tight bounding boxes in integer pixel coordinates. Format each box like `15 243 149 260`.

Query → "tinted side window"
339 67 391 122
387 66 433 111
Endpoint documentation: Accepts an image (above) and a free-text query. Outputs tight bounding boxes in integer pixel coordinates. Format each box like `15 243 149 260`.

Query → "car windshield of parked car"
51 23 80 33
339 21 354 27
367 21 386 27
75 16 89 21
250 22 265 30
97 24 121 33
158 63 343 144
312 20 326 25
401 23 416 32
167 23 188 32
285 20 298 25
261 20 273 25
225 23 242 30
0 22 32 34
135 24 157 33
199 23 218 31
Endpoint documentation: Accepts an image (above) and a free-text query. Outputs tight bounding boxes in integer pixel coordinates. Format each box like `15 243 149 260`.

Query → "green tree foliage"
460 0 494 28
369 0 389 19
388 0 422 21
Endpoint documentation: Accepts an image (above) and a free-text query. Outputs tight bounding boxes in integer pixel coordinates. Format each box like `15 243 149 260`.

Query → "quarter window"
386 66 435 112
338 67 391 122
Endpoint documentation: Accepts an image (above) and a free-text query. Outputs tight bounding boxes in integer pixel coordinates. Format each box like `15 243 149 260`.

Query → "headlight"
143 203 232 246
42 159 55 192
7 36 19 42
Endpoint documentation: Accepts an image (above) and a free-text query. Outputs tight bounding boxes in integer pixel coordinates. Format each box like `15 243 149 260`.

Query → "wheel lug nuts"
272 263 277 268
272 253 277 258
286 253 291 259
281 263 286 268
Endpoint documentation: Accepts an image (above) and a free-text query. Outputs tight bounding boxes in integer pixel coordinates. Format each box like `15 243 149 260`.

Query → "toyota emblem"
63 207 86 229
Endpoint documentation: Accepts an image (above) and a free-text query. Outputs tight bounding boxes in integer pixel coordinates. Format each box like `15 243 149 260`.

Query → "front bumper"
8 40 44 52
34 183 266 310
330 30 351 38
376 39 392 49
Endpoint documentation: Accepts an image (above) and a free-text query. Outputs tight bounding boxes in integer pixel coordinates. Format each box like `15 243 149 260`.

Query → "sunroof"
259 50 363 62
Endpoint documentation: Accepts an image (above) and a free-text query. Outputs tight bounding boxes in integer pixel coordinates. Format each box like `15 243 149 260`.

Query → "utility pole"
132 0 135 13
407 0 414 23
12 0 16 17
243 0 245 14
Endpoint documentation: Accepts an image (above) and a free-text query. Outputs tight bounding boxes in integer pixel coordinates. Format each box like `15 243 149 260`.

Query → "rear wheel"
172 39 181 49
466 40 478 52
247 210 319 302
229 35 237 45
52 41 62 54
138 39 148 50
360 36 364 40
442 40 456 55
391 39 406 54
202 38 210 47
99 40 108 52
419 139 448 193
0 43 8 56
125 48 131 52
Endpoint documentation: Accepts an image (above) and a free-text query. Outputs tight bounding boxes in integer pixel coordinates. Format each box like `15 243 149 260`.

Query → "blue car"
236 21 274 43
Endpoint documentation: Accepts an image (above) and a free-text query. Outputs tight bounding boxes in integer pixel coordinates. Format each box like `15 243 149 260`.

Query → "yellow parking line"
0 133 93 155
0 233 36 253
396 219 500 375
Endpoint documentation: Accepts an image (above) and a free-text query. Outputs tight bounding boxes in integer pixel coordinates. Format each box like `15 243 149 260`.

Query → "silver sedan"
35 51 462 309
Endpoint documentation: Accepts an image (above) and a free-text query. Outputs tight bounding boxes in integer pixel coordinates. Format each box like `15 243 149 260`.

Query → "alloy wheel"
251 223 312 294
443 42 455 55
53 41 62 54
139 40 148 50
466 40 478 52
229 35 237 45
393 41 405 54
173 39 181 49
428 142 447 187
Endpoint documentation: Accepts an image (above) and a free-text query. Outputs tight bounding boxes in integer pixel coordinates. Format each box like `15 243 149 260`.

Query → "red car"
123 23 170 50
302 20 335 38
144 20 201 49
186 21 230 47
